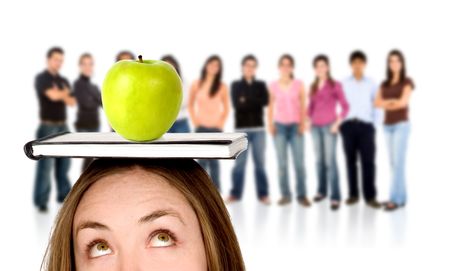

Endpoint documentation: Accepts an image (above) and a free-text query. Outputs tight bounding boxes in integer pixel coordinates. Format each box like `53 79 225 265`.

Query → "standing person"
340 51 381 209
188 55 230 190
73 53 102 171
375 49 414 211
162 55 190 133
308 54 349 211
227 55 270 204
268 54 310 206
115 50 135 62
34 47 76 212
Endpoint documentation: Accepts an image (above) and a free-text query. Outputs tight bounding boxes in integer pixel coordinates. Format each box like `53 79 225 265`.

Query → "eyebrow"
138 209 185 225
75 209 185 236
76 221 110 236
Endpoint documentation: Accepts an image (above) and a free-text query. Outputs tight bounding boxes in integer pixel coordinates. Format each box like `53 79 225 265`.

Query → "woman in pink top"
308 54 349 211
188 55 230 191
267 54 310 206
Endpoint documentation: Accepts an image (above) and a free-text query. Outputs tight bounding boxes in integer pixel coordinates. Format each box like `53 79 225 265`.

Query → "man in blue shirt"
340 51 381 209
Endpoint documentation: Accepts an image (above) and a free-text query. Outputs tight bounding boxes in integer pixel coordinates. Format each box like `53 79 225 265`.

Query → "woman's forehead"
73 168 193 224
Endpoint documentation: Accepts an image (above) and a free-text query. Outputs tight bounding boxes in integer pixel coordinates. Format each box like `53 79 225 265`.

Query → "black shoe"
366 199 381 209
345 197 359 205
330 201 340 211
37 205 48 213
313 194 326 202
297 197 311 207
277 197 292 206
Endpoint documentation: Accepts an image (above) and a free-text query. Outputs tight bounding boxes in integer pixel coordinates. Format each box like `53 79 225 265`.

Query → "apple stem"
138 55 143 63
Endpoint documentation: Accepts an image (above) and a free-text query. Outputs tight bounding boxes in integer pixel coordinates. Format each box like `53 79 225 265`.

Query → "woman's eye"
149 232 175 248
89 242 112 258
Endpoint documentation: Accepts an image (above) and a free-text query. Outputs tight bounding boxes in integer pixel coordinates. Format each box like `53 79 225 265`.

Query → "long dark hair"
382 49 406 88
310 54 335 97
161 54 182 80
200 55 223 97
278 54 295 79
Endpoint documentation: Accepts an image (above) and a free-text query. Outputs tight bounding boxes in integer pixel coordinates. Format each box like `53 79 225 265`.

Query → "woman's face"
279 58 293 78
206 60 220 76
314 60 329 79
389 54 402 74
73 168 207 271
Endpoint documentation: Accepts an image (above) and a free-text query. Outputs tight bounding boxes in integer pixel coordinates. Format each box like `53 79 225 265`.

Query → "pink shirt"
308 80 349 126
270 79 303 124
194 85 225 128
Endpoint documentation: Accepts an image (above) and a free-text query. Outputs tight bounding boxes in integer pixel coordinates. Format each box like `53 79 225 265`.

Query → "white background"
1 0 449 270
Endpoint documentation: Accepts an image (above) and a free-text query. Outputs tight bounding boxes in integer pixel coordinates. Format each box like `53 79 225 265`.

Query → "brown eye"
149 232 175 248
158 233 170 242
89 241 112 258
97 243 109 251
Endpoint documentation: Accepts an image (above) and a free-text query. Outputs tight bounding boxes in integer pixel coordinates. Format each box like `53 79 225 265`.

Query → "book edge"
23 131 71 160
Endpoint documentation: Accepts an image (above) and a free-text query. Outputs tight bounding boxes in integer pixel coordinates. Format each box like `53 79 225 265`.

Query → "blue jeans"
384 122 410 206
195 126 221 190
311 125 341 201
34 124 72 207
168 118 190 133
273 123 307 199
230 130 269 199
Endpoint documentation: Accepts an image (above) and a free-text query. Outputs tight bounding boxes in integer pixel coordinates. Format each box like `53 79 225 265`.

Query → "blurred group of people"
33 47 414 214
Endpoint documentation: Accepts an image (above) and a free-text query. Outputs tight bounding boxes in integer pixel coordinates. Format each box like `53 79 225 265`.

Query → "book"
24 132 248 160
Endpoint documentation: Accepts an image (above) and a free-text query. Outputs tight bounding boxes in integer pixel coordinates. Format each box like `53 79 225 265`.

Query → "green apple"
102 56 182 141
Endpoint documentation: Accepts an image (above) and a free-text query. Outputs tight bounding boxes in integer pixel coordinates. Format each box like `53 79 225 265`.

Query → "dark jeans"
230 130 269 199
195 126 222 190
340 120 377 201
34 124 72 208
168 118 190 133
76 127 100 171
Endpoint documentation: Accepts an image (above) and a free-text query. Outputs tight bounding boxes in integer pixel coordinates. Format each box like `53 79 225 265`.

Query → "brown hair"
310 54 335 97
382 49 413 88
115 50 135 62
78 53 92 65
278 54 295 79
200 55 223 97
41 158 245 271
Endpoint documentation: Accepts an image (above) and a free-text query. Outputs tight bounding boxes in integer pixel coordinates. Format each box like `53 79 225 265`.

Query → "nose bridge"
117 241 143 271
118 252 136 271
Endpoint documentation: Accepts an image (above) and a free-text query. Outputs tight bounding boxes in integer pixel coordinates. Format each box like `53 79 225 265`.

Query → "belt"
41 120 66 125
347 118 372 125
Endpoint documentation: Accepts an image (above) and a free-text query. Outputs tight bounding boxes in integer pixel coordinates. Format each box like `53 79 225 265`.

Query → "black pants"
340 120 377 201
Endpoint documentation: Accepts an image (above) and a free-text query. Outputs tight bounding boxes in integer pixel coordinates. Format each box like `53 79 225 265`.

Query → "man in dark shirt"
227 55 270 204
34 47 76 212
73 53 102 171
